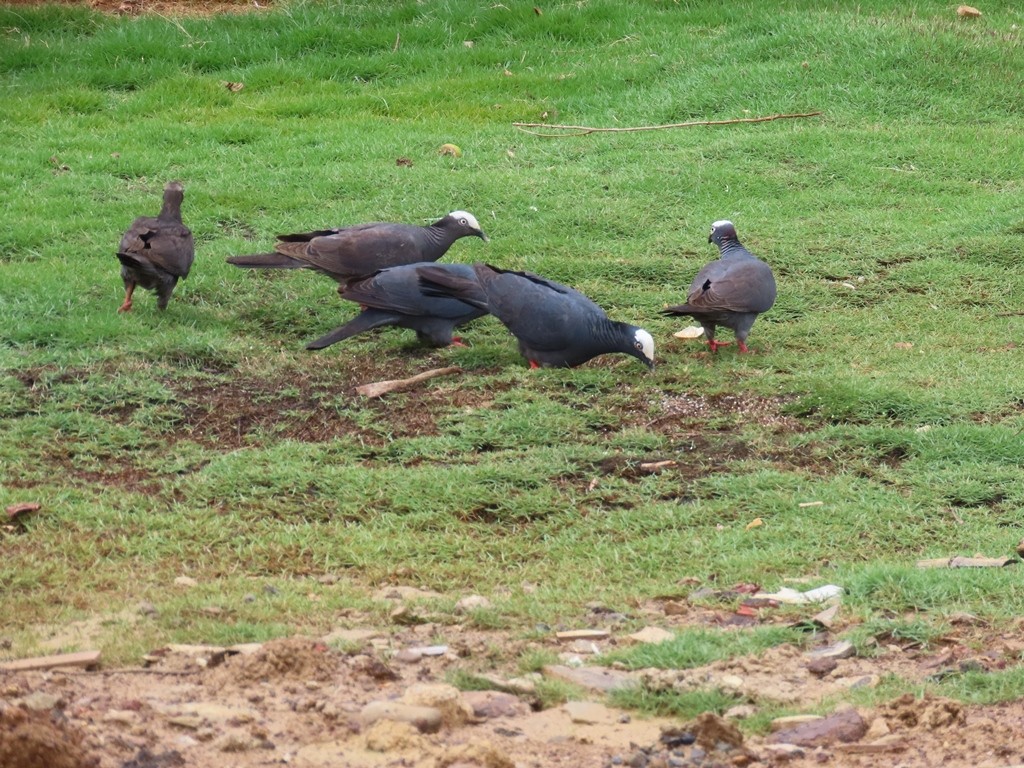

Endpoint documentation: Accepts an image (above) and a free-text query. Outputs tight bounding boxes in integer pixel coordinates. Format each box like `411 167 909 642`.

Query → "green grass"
611 686 743 720
601 626 809 671
2 0 1024 711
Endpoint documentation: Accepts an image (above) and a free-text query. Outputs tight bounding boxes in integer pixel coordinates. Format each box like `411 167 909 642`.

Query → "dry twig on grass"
513 111 823 137
356 366 462 398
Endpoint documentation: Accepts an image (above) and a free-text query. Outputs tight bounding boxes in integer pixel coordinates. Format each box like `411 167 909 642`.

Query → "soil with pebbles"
5 622 1024 768
5 3 1024 766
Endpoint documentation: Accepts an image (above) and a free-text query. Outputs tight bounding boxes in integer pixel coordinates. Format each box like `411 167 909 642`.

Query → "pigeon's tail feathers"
118 252 179 308
417 266 490 311
117 252 162 278
226 252 307 269
305 310 397 350
663 303 698 317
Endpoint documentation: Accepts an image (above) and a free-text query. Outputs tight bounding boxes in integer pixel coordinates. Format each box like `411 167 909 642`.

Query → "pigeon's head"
630 327 656 370
162 180 185 201
160 181 185 219
446 210 490 242
708 220 738 245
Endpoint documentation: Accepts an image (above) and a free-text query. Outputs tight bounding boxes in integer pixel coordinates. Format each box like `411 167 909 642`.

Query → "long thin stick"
356 366 462 398
513 111 822 137
59 667 199 676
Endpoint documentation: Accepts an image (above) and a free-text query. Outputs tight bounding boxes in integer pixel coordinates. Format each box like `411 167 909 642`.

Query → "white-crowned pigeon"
305 262 489 350
419 262 655 370
227 211 488 285
664 220 776 353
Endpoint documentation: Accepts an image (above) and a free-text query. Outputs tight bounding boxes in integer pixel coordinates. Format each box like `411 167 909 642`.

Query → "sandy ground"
5 2 1024 766
5 600 1024 768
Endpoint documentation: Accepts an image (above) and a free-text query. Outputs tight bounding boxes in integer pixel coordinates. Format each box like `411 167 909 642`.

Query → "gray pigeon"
226 211 488 286
419 263 654 370
664 220 776 353
116 181 194 312
305 262 489 350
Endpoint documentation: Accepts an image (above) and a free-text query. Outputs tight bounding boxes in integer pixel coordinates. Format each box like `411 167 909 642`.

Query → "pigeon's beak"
477 231 490 242
645 360 656 372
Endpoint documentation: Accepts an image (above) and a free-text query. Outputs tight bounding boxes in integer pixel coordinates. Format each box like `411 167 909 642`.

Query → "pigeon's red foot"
706 339 732 353
119 285 135 313
529 360 541 369
737 341 751 354
450 337 468 348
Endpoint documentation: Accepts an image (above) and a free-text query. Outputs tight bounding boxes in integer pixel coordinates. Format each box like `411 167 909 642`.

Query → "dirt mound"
209 636 339 687
0 706 99 768
879 693 967 731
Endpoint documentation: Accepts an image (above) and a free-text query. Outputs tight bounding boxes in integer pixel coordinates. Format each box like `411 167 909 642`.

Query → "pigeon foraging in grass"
664 220 776 353
305 262 489 350
419 263 654 370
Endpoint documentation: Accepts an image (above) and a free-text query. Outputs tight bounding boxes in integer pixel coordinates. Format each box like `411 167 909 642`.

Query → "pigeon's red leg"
529 360 541 369
737 341 751 353
450 337 468 348
706 339 732 353
118 283 135 313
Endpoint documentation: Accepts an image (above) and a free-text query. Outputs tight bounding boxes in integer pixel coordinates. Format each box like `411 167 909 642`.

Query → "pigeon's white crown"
635 328 655 364
711 219 733 229
449 211 482 231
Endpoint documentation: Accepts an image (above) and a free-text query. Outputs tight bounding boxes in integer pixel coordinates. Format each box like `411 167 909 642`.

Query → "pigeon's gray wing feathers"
118 219 194 279
683 258 776 314
305 310 402 350
341 263 482 319
307 262 487 350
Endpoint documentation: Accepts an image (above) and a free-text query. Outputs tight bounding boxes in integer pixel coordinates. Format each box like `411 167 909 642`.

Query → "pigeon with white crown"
227 211 488 286
419 263 655 370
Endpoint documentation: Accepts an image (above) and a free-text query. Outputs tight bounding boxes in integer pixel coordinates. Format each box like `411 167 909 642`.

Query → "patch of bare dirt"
56 463 163 496
169 364 503 449
172 375 364 448
0 706 99 768
3 0 271 17
561 392 823 500
10 358 504 469
654 392 801 433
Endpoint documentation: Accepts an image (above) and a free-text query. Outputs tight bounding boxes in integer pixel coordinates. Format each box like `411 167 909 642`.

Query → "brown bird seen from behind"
116 181 195 313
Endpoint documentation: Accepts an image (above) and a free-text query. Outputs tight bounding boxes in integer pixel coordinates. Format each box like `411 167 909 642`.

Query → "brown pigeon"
664 220 776 353
116 181 194 312
419 263 655 370
226 211 488 286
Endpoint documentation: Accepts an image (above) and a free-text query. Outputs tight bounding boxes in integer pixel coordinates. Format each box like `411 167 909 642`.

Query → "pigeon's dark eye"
459 218 468 226
635 341 643 351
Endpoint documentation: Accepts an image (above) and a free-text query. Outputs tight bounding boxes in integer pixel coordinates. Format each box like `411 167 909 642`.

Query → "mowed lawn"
2 0 1024 709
